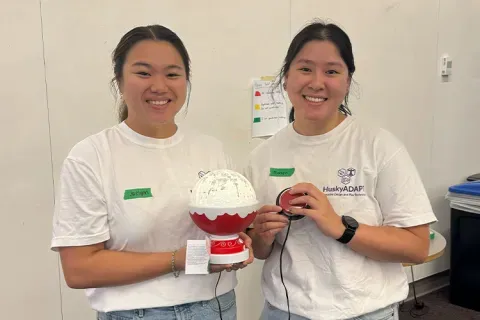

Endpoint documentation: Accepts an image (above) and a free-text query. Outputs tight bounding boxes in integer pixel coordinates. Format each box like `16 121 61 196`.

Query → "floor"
399 286 480 320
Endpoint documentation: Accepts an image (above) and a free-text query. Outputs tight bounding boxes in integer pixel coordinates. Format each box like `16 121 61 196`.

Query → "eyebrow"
131 61 184 70
295 58 343 67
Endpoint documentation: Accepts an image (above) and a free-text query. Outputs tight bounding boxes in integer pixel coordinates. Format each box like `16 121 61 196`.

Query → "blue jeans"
97 290 236 320
261 301 399 320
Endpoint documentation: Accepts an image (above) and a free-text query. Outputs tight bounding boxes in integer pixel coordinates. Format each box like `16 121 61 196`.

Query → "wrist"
260 237 275 250
250 229 274 256
245 227 255 239
172 249 185 274
252 229 274 248
335 215 360 244
330 216 346 239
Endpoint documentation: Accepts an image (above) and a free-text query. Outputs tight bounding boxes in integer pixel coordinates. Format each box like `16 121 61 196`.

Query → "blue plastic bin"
447 181 480 312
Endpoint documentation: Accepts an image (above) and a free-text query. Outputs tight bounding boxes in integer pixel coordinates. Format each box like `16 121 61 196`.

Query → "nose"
150 75 168 93
308 71 325 91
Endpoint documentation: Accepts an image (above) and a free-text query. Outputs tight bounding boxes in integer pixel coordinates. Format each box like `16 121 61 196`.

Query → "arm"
333 222 430 264
342 145 435 264
60 232 255 289
288 137 436 264
247 205 289 260
288 181 435 264
59 244 186 289
247 228 274 260
52 157 188 289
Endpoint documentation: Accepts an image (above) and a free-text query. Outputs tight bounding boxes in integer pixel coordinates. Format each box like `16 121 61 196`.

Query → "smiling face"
284 40 351 133
120 40 187 136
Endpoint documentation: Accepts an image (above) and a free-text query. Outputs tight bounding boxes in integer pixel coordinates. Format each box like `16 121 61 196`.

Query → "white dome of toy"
190 169 258 208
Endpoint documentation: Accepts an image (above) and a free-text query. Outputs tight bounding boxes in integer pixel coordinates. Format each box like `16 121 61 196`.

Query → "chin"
302 104 340 120
302 111 332 122
144 119 167 126
147 113 176 125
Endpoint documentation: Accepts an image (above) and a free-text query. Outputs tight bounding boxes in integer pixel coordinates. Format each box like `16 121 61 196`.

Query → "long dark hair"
275 21 356 123
110 25 191 122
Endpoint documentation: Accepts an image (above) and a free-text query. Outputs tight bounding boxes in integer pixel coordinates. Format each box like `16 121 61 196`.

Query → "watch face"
343 216 359 228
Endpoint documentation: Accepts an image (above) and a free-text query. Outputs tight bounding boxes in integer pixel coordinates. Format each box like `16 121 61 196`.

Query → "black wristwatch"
336 215 359 244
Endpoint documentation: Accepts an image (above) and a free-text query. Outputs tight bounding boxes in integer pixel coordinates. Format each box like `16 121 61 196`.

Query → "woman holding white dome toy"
50 24 253 320
245 21 437 320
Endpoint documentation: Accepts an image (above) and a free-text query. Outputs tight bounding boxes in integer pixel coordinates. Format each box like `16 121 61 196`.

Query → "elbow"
62 263 94 289
64 271 90 289
408 246 429 265
410 254 427 265
65 277 83 289
66 281 85 290
59 245 104 289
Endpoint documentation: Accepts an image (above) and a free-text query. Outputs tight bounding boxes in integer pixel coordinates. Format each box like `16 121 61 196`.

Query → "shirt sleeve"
375 147 437 228
50 157 110 251
242 158 253 183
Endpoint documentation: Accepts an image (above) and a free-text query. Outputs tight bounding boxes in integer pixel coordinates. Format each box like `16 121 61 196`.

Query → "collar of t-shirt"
117 121 184 149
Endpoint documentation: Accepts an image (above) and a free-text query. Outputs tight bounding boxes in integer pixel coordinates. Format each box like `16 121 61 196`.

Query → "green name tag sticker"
269 168 295 177
124 188 153 200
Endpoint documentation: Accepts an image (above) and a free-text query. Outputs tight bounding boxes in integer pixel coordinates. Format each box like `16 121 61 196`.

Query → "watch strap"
336 227 356 244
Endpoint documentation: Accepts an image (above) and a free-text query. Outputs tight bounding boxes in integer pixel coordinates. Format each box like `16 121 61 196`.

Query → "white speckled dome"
190 169 258 208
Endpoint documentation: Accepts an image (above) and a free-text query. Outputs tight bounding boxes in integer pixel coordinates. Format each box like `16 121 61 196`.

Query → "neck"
125 118 178 139
293 112 346 136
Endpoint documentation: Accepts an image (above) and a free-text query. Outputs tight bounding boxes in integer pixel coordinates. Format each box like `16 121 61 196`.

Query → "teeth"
304 96 326 103
148 100 169 105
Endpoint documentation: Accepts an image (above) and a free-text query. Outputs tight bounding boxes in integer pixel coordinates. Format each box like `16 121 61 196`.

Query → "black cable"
279 218 293 320
399 266 429 318
409 266 429 318
215 270 223 320
411 266 421 306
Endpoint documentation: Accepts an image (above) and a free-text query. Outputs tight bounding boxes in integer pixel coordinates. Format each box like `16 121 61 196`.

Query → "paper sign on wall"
251 77 288 138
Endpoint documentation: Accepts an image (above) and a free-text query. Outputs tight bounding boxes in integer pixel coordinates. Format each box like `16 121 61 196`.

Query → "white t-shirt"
245 116 437 320
51 122 237 313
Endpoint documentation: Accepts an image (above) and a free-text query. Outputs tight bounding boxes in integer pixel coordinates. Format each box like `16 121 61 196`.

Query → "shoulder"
349 117 405 154
249 125 289 160
64 125 118 167
347 118 411 174
182 128 226 152
180 128 235 169
348 117 401 144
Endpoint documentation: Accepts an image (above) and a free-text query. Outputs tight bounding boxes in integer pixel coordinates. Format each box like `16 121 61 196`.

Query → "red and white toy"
189 169 259 264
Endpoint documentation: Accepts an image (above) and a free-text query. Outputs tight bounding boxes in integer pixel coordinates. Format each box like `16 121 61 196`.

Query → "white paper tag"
185 239 210 275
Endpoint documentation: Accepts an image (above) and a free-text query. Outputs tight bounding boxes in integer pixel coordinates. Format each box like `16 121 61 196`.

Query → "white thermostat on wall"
441 54 452 76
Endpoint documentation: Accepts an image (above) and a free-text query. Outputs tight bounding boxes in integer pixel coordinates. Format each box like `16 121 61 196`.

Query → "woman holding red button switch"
245 21 437 320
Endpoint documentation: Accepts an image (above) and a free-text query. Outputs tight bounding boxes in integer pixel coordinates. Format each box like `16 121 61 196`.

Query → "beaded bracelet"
171 250 180 278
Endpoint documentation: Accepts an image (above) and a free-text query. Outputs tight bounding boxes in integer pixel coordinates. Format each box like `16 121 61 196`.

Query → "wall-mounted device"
441 54 452 77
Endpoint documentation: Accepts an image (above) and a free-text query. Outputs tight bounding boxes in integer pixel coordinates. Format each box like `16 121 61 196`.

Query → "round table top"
402 229 447 267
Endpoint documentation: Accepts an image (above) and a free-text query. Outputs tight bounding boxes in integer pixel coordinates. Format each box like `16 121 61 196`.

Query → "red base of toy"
208 234 249 264
210 235 244 255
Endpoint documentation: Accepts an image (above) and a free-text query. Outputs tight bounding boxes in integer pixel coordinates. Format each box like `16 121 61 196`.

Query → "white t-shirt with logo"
50 122 237 313
245 116 437 320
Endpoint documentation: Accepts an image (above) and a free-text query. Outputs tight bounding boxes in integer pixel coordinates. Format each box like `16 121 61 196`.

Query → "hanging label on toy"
185 239 210 275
